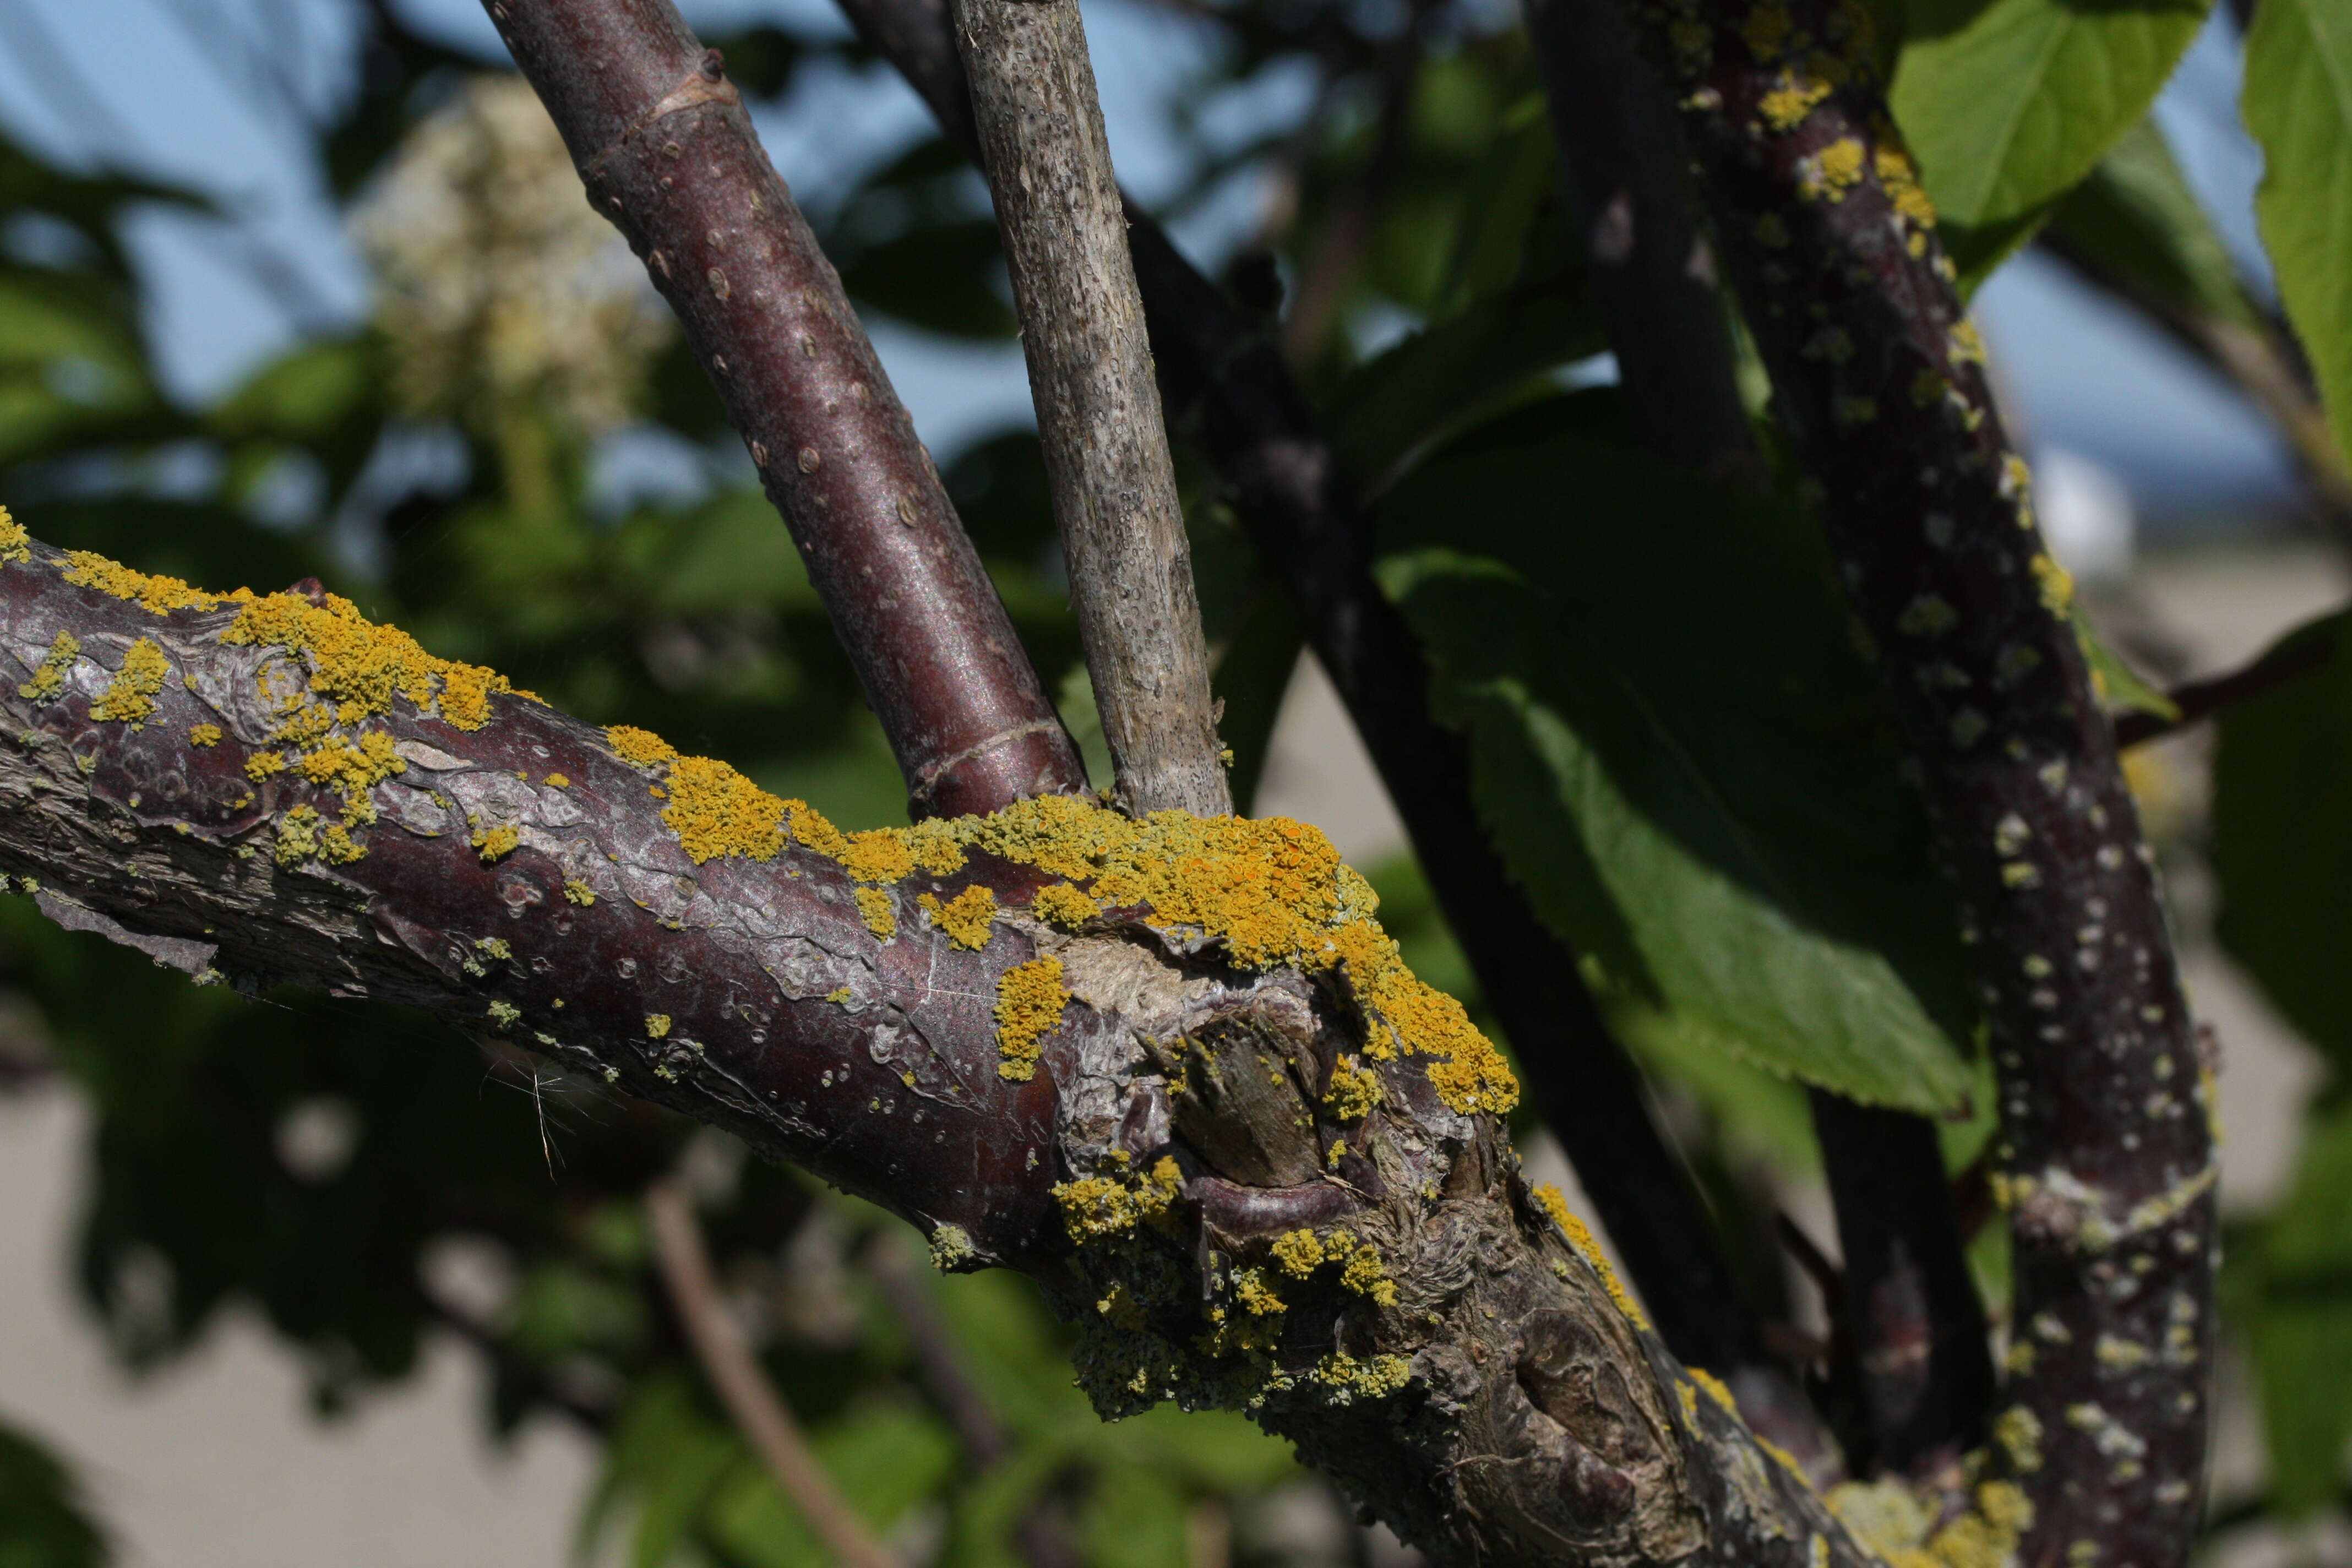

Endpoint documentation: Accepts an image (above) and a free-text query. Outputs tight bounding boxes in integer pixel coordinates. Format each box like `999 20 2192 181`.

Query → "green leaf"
2075 611 2180 722
2211 611 2352 1069
2048 117 2255 327
1891 0 2211 284
0 1417 109 1568
2245 0 2352 468
1374 397 1977 1114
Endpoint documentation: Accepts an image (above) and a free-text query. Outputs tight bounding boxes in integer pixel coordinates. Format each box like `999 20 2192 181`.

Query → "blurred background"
0 0 2345 1563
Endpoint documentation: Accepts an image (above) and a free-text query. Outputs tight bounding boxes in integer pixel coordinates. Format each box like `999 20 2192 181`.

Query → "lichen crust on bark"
0 512 1905 1568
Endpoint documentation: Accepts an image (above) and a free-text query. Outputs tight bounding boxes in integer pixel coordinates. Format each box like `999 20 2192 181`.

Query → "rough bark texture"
823 0 1828 1460
1612 0 2220 1555
952 0 1230 819
484 0 1086 820
0 530 1881 1568
1521 0 1757 478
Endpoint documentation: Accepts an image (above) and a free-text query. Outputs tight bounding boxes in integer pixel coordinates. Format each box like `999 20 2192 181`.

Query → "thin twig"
951 0 1231 817
2113 625 2338 749
646 1180 901 1568
484 0 1087 819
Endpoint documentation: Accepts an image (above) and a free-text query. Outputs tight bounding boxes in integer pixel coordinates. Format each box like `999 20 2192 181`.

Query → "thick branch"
951 0 1230 818
1616 0 2218 1552
647 1178 903 1568
0 531 1876 1568
1521 0 1757 478
823 0 1819 1456
483 0 1085 819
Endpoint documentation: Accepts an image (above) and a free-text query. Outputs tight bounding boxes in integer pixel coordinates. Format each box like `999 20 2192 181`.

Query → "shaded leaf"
2211 611 2352 1069
1375 397 1976 1113
2244 0 2352 466
2048 117 2254 326
0 1417 108 1568
2233 1101 2352 1513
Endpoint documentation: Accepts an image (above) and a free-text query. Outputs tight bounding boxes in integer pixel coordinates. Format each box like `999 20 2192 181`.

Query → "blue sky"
0 0 2305 529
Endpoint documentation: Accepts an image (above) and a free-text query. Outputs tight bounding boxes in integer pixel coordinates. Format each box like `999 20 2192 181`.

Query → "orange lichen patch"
1032 882 1101 928
89 639 170 727
995 955 1068 1082
0 507 28 564
221 589 513 732
854 886 895 940
606 725 677 767
189 723 223 747
63 552 226 616
839 828 914 884
919 884 997 950
1534 1182 1652 1331
1323 1055 1384 1120
662 755 786 863
472 824 519 862
17 631 79 703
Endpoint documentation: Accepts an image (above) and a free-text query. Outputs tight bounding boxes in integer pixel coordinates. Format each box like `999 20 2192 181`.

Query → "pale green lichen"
928 1223 977 1271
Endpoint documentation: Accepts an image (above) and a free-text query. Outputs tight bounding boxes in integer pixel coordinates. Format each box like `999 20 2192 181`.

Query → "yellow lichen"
1234 1267 1286 1315
1323 1055 1385 1120
1338 1242 1398 1307
919 884 998 950
661 754 787 863
1326 1139 1347 1167
17 631 79 702
646 1014 671 1038
473 824 519 861
220 587 513 732
854 886 896 939
1032 881 1101 928
1803 137 1867 201
245 750 287 781
1876 146 1937 228
1052 1155 1182 1242
89 638 169 726
1533 1183 1651 1330
995 956 1068 1081
1897 595 1959 637
1270 1229 1328 1277
564 877 596 906
838 828 915 884
1760 76 1832 130
63 552 223 616
825 986 853 1004
1690 1366 1739 1418
189 723 222 747
545 772 569 787
606 725 677 766
2030 552 2073 616
0 507 27 564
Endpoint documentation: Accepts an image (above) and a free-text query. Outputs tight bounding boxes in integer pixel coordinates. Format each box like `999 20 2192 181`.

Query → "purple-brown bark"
1612 0 2218 1552
484 0 1086 820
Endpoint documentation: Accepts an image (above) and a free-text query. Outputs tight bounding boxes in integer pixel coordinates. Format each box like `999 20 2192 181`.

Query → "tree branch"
647 1177 903 1568
950 0 1231 818
821 0 1829 1462
2111 626 2338 749
1520 0 1758 479
1616 0 2218 1551
0 527 1882 1568
483 0 1085 820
